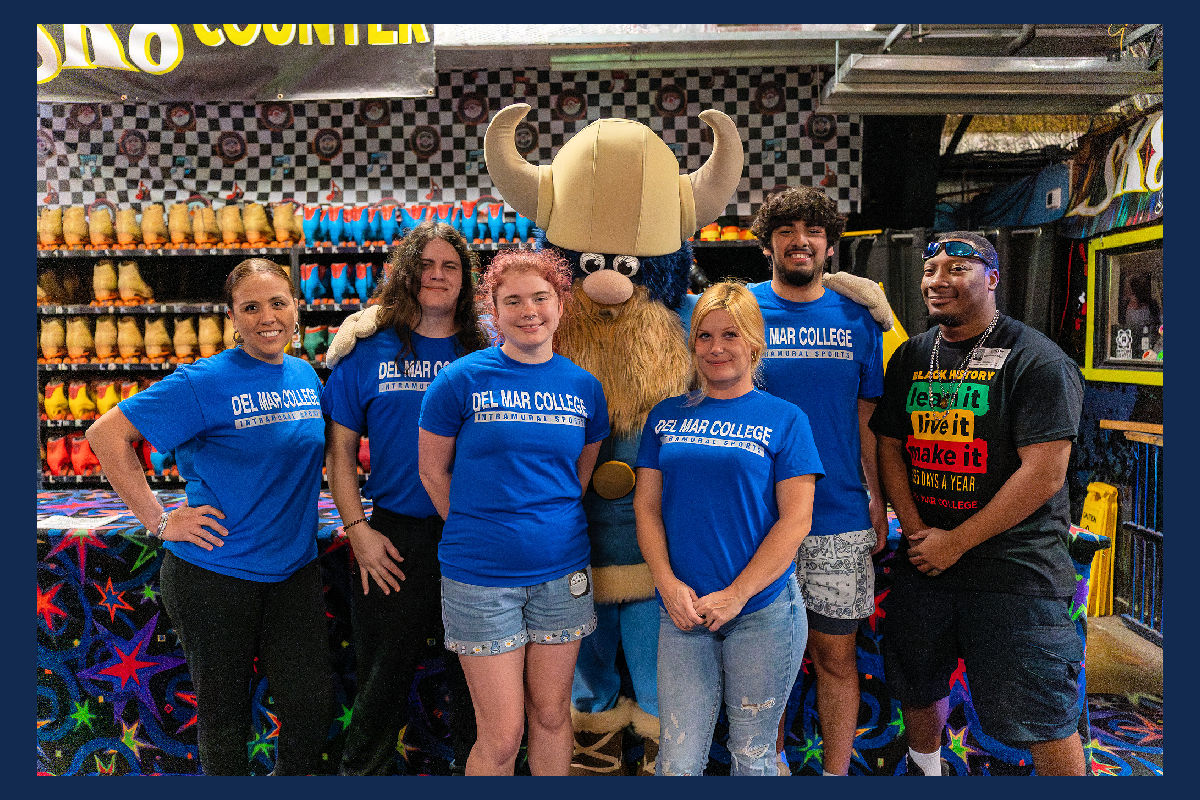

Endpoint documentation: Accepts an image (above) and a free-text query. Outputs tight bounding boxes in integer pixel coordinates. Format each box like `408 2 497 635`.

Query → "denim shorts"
441 567 597 656
882 579 1084 745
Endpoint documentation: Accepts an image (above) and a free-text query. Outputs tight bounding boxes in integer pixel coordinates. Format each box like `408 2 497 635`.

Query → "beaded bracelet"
343 517 368 532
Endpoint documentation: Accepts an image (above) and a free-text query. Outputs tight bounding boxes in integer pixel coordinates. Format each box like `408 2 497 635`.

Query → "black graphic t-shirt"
870 314 1083 597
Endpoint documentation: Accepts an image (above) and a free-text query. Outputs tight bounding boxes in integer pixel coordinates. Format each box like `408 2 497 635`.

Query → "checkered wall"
36 66 861 221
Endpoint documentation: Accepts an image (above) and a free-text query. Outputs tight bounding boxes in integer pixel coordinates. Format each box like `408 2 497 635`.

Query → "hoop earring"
294 323 300 337
232 330 244 345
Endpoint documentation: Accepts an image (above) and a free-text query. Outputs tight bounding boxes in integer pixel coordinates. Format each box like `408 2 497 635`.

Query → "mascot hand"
325 304 382 368
822 272 894 331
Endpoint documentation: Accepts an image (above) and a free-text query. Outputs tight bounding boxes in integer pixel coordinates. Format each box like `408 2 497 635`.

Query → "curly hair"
749 186 846 248
685 280 765 405
476 248 574 343
373 221 487 361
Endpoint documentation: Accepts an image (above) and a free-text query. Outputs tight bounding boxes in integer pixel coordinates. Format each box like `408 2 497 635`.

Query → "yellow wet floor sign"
1079 482 1119 616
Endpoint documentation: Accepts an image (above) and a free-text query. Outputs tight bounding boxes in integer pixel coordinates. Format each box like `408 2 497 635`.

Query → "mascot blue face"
534 230 693 309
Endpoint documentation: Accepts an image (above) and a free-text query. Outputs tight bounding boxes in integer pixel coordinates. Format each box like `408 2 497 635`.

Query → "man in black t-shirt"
869 231 1085 776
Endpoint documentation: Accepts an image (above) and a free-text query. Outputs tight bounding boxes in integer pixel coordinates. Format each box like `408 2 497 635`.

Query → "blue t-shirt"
322 329 460 517
120 348 324 582
748 282 884 536
419 347 610 586
636 390 824 616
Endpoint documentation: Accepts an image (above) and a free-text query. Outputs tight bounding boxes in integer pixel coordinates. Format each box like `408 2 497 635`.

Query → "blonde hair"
686 281 766 404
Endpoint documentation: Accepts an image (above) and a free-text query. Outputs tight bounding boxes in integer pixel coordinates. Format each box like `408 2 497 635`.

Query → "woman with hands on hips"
321 222 483 774
633 281 823 776
85 258 333 775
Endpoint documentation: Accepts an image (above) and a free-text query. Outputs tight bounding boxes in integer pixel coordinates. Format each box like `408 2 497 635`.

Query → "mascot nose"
581 270 635 306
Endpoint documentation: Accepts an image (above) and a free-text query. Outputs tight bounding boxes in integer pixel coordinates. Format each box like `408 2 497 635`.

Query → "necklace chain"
927 311 1000 419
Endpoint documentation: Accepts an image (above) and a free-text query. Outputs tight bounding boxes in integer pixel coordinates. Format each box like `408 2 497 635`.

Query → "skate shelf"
36 239 764 487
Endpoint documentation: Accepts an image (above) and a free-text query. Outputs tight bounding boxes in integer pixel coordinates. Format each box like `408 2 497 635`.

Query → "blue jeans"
572 597 660 716
656 575 806 776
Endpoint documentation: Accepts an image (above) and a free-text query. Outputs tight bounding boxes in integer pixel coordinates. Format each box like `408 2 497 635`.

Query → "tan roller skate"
92 259 119 305
62 206 88 248
218 204 244 247
141 204 167 246
192 206 218 246
173 316 198 363
117 317 144 363
243 202 274 245
198 314 224 358
38 207 63 249
65 316 95 363
39 318 66 363
93 314 118 361
115 208 142 247
144 317 171 363
88 206 115 248
168 203 193 247
117 260 154 305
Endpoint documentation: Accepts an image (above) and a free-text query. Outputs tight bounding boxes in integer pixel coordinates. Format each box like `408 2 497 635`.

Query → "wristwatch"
155 510 171 539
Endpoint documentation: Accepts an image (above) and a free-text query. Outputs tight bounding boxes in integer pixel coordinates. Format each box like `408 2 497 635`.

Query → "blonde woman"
633 281 823 775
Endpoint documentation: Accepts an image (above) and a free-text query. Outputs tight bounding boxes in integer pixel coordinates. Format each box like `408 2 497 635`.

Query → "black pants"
160 551 334 775
339 508 476 775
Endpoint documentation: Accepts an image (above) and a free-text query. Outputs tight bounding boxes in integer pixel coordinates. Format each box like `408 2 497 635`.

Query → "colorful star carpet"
37 490 1162 775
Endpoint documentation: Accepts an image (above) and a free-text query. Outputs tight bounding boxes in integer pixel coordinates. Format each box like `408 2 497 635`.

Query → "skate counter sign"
37 25 435 102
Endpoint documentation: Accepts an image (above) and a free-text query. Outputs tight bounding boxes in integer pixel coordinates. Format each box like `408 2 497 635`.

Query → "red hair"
476 249 574 323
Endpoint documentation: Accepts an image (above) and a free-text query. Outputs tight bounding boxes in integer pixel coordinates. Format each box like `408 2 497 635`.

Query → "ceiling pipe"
1006 25 1037 55
878 24 908 54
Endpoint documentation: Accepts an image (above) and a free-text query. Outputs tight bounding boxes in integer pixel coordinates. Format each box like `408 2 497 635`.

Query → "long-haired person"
322 222 485 774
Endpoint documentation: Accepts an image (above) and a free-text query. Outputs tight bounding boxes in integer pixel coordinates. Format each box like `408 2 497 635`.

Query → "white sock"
822 770 845 776
908 747 942 776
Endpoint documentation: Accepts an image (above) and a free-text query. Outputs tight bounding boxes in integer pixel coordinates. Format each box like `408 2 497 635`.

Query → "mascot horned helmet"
485 103 743 306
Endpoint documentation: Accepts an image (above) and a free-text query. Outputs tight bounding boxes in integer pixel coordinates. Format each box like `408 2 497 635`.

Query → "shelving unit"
36 238 765 488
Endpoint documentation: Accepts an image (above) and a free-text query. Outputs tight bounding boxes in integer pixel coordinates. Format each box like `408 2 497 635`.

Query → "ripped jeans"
656 575 806 775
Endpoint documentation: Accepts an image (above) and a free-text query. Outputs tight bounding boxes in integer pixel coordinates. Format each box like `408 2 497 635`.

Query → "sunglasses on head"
923 240 993 267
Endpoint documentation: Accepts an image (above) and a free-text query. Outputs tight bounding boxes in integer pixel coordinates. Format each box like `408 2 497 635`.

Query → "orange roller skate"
69 433 101 476
45 435 71 476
